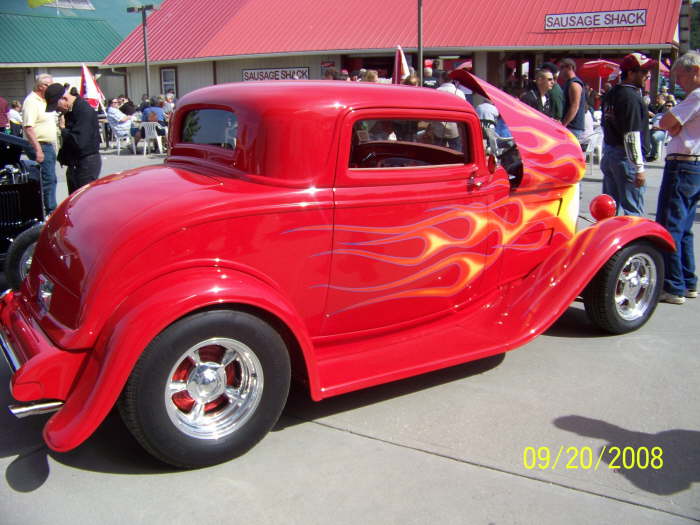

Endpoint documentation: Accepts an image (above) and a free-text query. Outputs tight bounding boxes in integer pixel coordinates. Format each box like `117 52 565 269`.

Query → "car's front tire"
119 309 291 468
583 241 664 334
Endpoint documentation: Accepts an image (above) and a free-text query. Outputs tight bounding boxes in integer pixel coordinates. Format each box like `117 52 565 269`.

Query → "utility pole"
127 4 155 97
418 0 423 85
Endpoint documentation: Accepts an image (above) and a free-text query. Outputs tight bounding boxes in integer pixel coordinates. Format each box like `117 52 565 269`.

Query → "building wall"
176 62 215 94
122 54 343 100
0 69 28 103
214 54 342 84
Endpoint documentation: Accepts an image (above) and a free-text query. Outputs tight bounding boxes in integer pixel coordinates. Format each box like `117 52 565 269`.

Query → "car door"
321 108 507 336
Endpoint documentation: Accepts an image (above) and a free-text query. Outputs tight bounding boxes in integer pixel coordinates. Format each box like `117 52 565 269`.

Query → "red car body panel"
0 79 674 453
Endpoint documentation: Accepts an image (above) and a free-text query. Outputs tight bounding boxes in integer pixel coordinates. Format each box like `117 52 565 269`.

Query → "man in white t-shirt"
656 51 700 304
436 71 466 101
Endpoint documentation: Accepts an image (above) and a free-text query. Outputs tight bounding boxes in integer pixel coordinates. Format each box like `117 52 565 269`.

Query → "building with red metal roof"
101 0 685 99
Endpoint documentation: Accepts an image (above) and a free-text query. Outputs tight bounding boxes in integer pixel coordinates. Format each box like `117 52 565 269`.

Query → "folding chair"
109 124 135 155
140 122 164 155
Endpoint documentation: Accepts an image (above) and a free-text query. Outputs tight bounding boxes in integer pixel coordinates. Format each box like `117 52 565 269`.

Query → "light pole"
418 0 423 85
127 4 155 98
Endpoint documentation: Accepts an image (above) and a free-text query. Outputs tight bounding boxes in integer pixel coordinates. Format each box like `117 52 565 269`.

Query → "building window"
46 0 95 9
161 68 177 96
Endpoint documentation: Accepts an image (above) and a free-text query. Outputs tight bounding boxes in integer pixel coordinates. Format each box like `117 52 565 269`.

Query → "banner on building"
545 10 646 31
242 68 310 81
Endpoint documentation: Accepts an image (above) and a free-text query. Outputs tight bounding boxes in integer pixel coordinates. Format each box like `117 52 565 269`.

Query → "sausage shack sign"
242 68 310 81
545 9 647 30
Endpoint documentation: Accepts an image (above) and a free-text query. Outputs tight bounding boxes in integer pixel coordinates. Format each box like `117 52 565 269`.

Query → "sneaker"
686 289 698 299
659 291 686 305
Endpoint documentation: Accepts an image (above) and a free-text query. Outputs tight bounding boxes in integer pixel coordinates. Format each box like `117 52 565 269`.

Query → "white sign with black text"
242 68 310 81
545 10 647 31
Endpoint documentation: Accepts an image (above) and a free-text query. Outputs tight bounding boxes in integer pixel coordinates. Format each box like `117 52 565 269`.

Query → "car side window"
181 109 237 150
349 119 470 169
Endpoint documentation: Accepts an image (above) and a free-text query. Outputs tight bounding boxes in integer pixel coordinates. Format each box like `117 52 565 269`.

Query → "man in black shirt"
53 84 102 194
520 69 555 118
600 53 656 216
423 66 439 89
559 58 587 145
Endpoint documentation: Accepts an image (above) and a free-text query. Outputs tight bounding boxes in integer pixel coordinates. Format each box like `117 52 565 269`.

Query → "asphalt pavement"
0 148 698 524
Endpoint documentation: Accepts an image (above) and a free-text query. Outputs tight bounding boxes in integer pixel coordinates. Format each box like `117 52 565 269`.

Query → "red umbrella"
578 59 620 90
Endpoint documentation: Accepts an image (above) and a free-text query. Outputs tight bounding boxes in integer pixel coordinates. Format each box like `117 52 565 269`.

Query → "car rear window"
181 109 237 150
350 119 469 168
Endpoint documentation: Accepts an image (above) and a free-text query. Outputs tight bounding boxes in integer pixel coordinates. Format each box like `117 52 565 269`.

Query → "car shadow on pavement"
0 363 175 491
554 415 700 496
1 352 504 489
542 302 610 339
278 353 505 429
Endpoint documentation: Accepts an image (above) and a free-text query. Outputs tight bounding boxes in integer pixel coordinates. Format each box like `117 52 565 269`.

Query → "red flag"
392 45 410 84
80 64 105 110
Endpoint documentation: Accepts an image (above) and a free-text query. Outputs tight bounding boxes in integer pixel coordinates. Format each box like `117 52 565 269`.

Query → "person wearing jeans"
600 144 646 216
600 53 657 216
656 51 700 305
22 74 58 214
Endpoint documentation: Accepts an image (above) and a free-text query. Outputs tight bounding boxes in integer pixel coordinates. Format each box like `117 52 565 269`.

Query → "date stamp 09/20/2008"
522 446 664 471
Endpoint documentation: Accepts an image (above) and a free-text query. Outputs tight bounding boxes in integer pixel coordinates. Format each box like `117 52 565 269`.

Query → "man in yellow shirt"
22 74 58 214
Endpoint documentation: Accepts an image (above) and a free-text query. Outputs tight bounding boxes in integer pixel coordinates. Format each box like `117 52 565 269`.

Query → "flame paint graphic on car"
292 183 581 315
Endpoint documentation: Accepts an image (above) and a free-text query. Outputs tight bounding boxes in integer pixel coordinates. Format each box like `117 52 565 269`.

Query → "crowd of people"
0 75 177 214
1 51 698 307
325 52 700 307
105 92 174 151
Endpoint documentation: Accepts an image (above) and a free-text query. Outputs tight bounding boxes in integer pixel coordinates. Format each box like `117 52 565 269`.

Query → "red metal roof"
104 0 681 66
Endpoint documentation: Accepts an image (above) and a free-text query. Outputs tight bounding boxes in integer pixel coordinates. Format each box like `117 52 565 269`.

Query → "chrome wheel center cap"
187 363 226 402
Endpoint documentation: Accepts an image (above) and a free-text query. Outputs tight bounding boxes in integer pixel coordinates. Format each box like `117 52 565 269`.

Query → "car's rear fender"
42 267 318 452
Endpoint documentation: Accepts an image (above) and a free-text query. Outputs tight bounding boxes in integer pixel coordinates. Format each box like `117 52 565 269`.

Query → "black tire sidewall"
588 241 664 333
4 223 42 290
124 310 291 468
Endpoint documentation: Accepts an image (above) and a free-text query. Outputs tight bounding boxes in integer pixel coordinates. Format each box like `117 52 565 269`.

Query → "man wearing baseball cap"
600 52 657 216
53 84 102 194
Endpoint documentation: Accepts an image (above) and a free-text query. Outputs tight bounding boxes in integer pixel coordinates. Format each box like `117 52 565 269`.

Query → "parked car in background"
0 77 673 468
0 133 44 288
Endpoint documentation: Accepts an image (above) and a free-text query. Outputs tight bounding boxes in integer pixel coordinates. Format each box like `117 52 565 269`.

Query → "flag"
80 64 105 110
28 0 55 7
392 45 410 85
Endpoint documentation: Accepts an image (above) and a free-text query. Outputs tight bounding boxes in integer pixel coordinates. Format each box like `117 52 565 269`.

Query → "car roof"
169 81 478 186
176 80 475 115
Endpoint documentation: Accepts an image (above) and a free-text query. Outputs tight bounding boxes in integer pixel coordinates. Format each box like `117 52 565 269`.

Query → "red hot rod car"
0 74 673 468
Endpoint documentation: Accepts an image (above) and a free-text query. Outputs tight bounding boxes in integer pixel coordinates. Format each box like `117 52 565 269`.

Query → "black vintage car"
0 133 44 288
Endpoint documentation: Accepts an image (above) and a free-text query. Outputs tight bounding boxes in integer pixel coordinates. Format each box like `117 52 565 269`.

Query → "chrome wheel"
18 243 36 281
164 337 264 440
614 253 657 321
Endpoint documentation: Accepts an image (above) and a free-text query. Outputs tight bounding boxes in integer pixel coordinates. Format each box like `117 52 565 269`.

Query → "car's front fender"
43 267 318 452
494 215 674 348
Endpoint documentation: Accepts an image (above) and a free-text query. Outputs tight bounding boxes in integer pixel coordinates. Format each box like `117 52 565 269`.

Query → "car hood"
451 70 585 189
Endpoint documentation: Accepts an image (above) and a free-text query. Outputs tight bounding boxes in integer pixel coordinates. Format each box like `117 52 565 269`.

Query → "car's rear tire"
4 223 42 290
583 241 663 334
119 309 291 468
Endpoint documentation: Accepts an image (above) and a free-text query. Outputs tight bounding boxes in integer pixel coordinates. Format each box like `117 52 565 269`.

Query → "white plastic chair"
584 131 603 164
140 122 164 155
109 124 135 155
